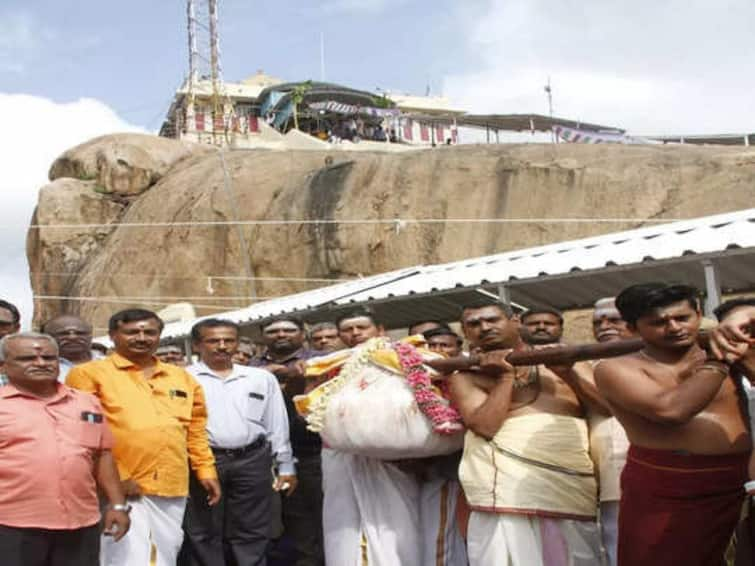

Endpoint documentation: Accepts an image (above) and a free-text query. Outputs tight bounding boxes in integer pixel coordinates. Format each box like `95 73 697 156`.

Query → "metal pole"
545 77 555 144
497 283 511 305
209 0 220 93
187 0 198 87
183 336 193 364
702 259 721 316
208 0 221 141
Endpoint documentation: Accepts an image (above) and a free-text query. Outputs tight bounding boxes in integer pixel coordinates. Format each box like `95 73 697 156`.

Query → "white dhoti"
322 448 422 566
599 501 619 566
100 495 186 566
467 511 604 566
420 476 468 566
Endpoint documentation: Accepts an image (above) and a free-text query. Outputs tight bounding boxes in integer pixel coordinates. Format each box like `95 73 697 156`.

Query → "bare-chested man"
594 283 751 566
450 303 602 566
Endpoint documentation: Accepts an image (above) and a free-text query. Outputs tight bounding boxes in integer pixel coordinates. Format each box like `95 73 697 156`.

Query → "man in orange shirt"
0 332 129 566
68 309 220 566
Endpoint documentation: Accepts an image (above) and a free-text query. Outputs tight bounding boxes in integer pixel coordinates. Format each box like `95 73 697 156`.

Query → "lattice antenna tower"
187 0 230 139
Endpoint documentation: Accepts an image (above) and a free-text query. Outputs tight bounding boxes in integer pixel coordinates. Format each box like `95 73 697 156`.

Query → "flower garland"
393 342 464 435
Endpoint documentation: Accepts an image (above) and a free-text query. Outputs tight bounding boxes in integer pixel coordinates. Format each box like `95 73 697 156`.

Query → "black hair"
615 283 700 326
407 319 449 334
309 321 337 336
108 309 164 333
459 302 514 320
191 318 240 342
335 307 381 329
41 314 91 334
714 297 755 322
260 315 304 331
0 299 20 324
423 326 463 344
520 307 564 325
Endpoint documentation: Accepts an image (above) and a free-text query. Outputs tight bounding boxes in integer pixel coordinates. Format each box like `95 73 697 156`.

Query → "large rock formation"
28 134 755 332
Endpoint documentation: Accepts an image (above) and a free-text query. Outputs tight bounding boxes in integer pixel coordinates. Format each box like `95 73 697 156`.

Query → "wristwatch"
110 503 132 514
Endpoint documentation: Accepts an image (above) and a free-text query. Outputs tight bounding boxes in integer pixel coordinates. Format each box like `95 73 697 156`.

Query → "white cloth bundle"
319 361 464 459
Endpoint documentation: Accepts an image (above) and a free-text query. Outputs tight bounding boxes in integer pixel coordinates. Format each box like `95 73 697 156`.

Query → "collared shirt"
188 362 295 475
251 348 322 457
66 353 217 497
0 383 113 529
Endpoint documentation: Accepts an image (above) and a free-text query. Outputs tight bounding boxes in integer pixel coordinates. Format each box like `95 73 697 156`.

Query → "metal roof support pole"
183 336 193 362
702 259 721 317
497 283 511 307
486 123 490 144
745 135 750 147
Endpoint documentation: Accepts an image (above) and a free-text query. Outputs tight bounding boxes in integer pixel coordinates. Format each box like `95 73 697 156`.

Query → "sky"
1 0 754 327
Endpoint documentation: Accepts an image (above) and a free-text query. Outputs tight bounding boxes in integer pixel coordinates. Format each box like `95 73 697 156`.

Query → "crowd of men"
0 282 753 566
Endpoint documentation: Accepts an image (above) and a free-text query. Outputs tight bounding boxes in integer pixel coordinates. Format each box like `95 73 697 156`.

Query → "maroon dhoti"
618 445 749 566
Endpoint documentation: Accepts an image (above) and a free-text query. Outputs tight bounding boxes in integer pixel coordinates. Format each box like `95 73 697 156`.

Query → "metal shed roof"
455 113 625 134
648 133 755 146
148 208 754 341
329 208 754 326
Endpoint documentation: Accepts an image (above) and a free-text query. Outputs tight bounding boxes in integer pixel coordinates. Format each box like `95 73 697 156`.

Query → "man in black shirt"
252 316 323 566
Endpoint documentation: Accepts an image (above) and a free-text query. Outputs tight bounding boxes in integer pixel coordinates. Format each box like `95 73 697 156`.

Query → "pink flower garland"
394 342 463 435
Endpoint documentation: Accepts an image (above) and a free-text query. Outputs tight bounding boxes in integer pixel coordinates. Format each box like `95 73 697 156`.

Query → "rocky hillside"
27 133 755 332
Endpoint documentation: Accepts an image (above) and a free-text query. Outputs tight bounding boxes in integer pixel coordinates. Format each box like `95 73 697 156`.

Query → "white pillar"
497 283 511 305
702 259 721 317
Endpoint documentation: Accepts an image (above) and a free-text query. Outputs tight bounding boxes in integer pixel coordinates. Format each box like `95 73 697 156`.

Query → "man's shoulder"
296 349 319 360
67 356 114 379
594 353 646 384
185 362 204 377
596 352 643 370
64 386 105 409
234 364 277 380
160 362 197 382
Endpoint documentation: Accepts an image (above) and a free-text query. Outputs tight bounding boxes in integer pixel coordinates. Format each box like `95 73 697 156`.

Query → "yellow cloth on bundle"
459 413 597 520
303 335 428 378
295 335 436 418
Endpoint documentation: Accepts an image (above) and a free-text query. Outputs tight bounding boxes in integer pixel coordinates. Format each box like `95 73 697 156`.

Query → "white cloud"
444 0 755 135
0 94 143 328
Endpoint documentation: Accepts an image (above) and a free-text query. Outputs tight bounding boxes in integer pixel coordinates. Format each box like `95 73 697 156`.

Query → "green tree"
291 81 313 130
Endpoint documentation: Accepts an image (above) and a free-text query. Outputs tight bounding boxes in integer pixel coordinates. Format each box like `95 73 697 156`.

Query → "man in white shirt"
182 318 297 566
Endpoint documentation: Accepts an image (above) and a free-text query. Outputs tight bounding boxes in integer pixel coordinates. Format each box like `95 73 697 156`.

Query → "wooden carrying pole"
424 335 708 375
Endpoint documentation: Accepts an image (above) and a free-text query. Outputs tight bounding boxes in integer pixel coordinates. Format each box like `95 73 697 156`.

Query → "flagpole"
545 76 556 144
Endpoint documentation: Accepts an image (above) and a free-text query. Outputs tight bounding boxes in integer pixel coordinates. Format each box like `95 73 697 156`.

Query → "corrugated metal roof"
336 208 755 307
455 113 624 134
122 207 754 343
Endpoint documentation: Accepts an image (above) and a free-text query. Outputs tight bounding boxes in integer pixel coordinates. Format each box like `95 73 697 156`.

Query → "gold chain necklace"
512 365 540 389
